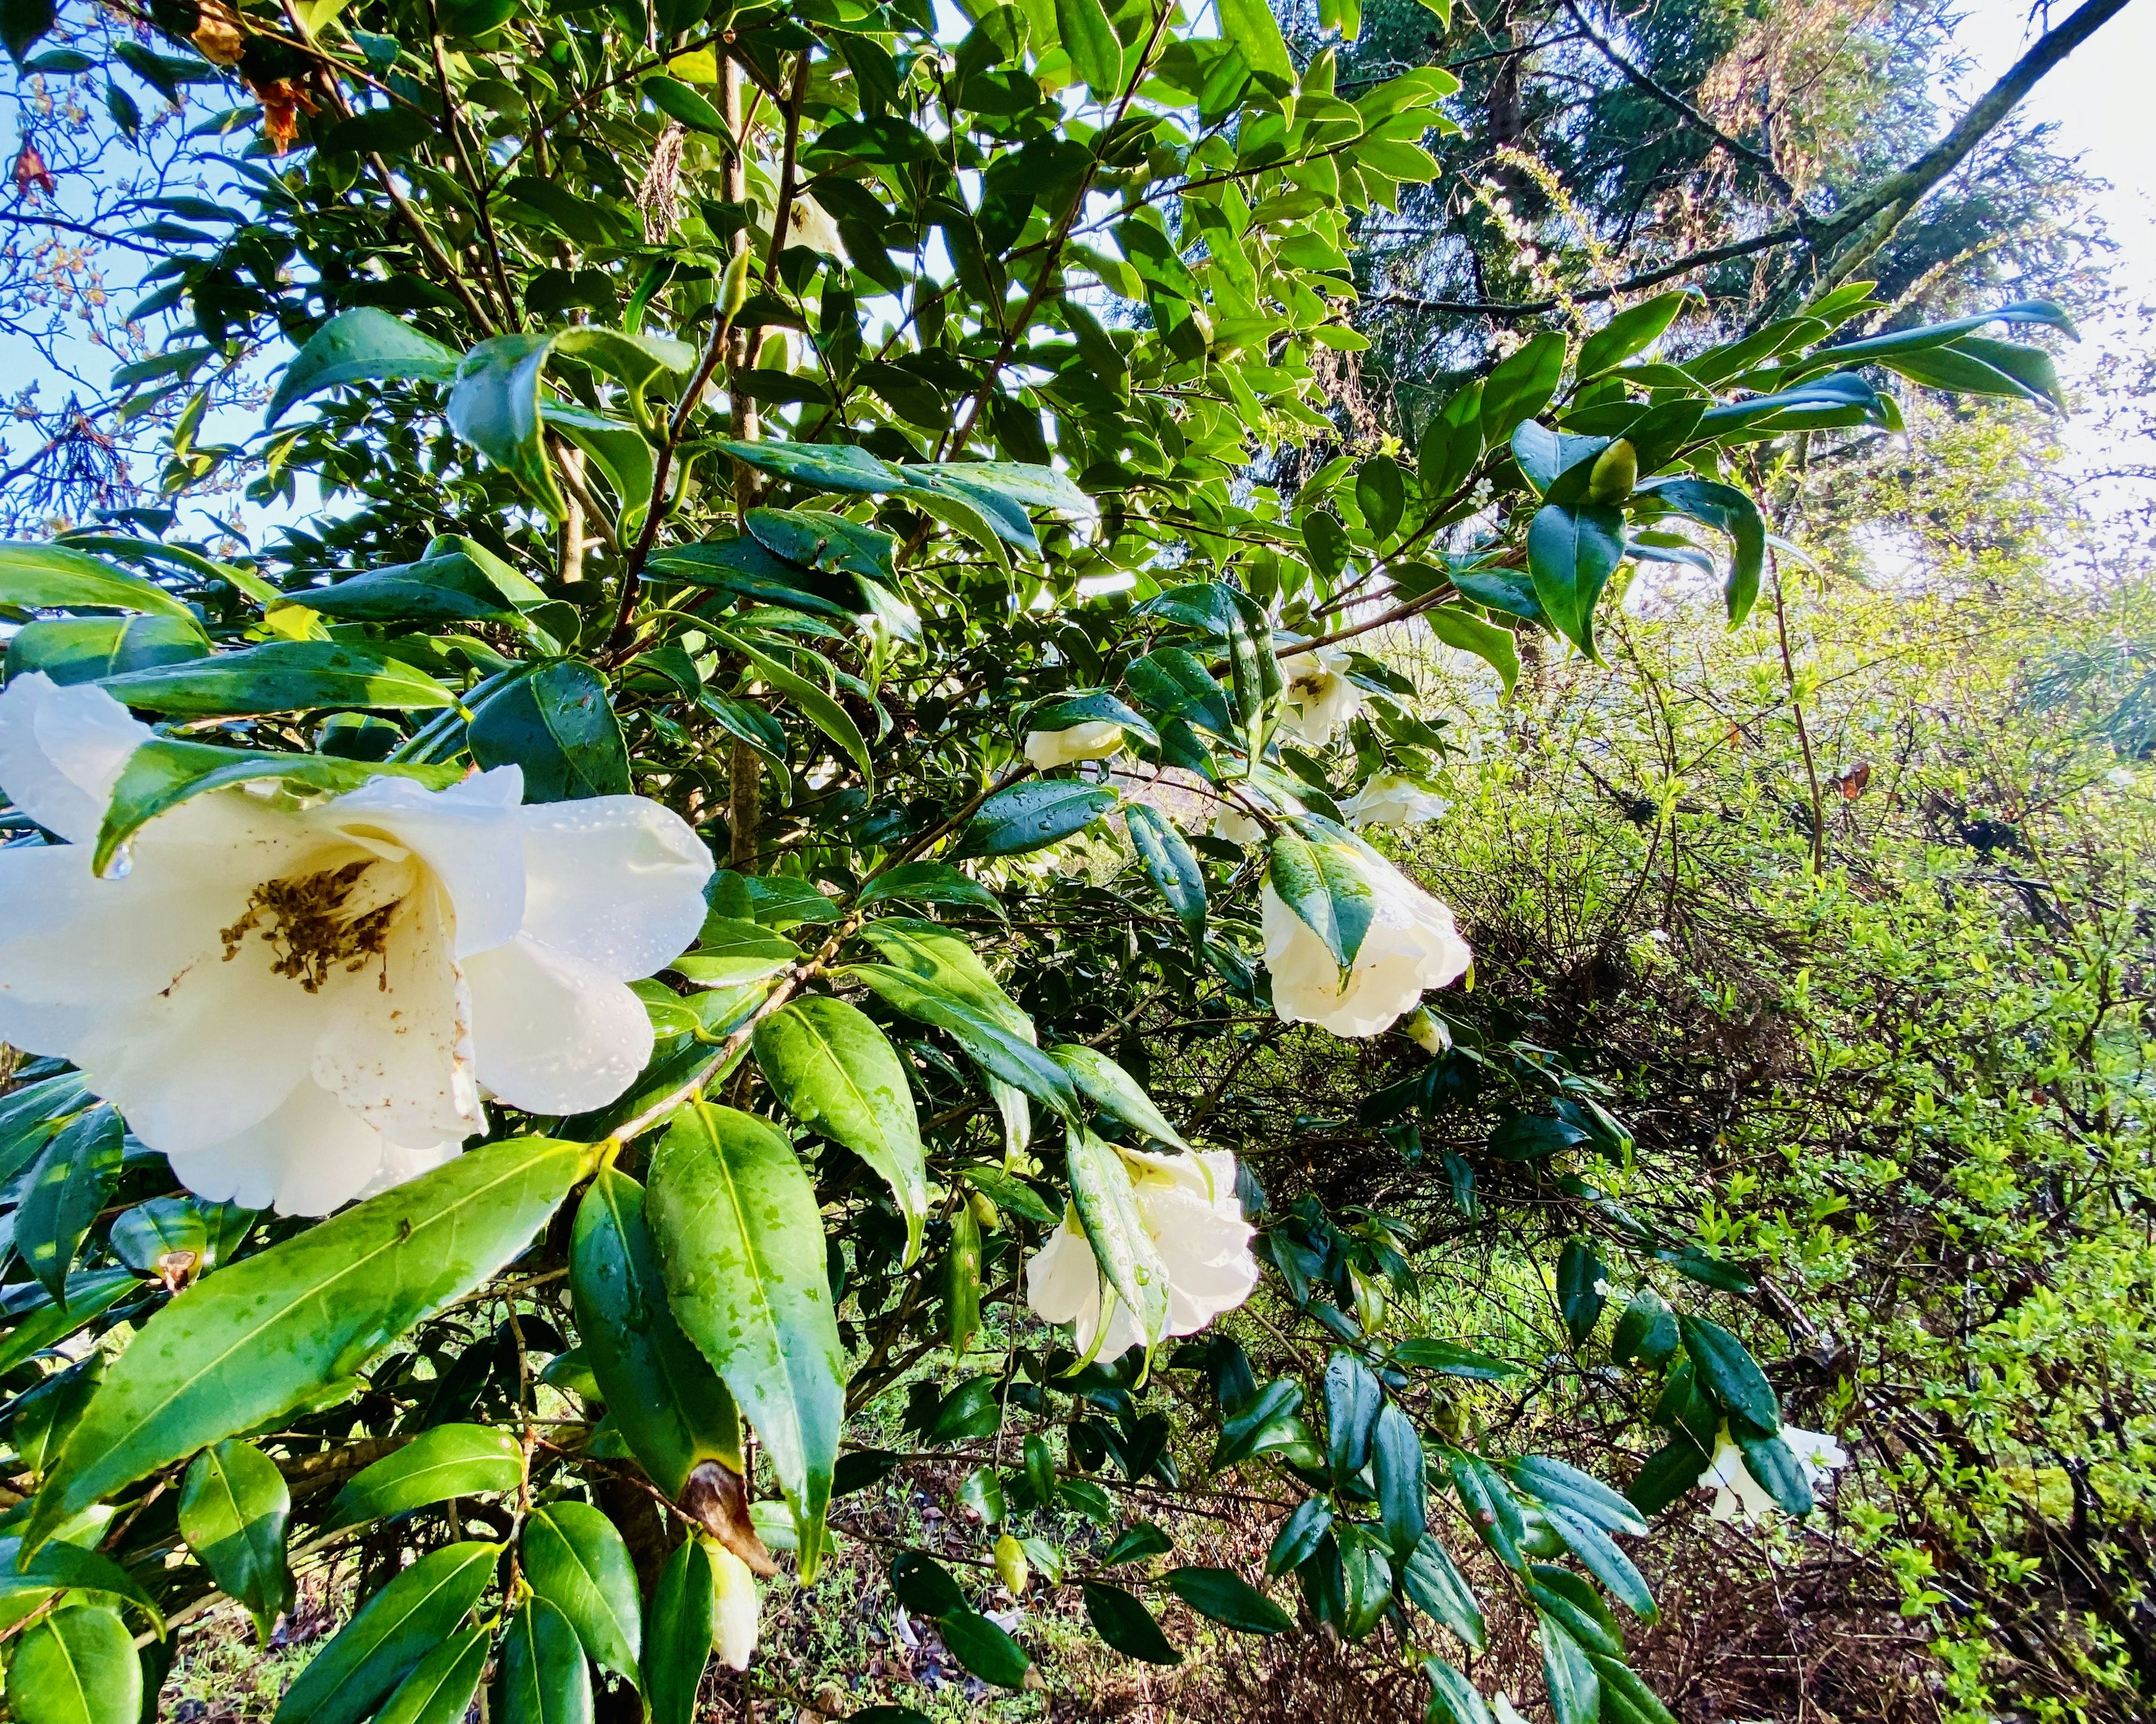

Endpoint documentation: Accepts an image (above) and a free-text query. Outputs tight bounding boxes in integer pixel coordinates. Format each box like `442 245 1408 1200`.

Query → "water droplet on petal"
99 844 133 881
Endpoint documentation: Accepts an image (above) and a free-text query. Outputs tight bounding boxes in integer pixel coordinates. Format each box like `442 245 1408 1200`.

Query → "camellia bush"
0 0 2082 1716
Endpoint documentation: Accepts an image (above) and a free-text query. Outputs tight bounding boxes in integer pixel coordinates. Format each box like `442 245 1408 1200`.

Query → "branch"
1557 0 1797 202
1368 222 1807 319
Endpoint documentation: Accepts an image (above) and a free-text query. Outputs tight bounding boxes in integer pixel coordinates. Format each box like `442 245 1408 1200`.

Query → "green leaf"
109 1193 249 1286
1164 1566 1291 1634
1103 1521 1173 1564
647 1102 844 1581
273 540 547 628
274 1543 501 1724
446 332 567 516
1509 1455 1649 1536
1065 1127 1170 1353
0 0 57 65
325 1424 523 1529
524 1503 642 1694
1355 455 1405 541
370 1626 491 1724
1265 1500 1330 1575
1124 803 1207 940
29 1139 590 1555
1371 1401 1426 1558
1054 0 1123 91
499 1597 593 1724
681 916 800 989
1424 605 1519 698
706 625 874 797
1267 827 1375 974
552 327 698 397
1575 291 1693 380
179 1439 293 1639
1525 501 1627 659
17 1106 122 1304
1211 1378 1306 1470
1213 0 1292 81
1391 1338 1517 1380
1677 1314 1780 1432
943 1193 983 1355
1082 1580 1180 1664
1422 1657 1495 1724
1450 1454 1528 1569
7 614 208 687
1556 1238 1605 1346
1588 1656 1680 1724
952 779 1118 858
956 1163 1058 1225
1417 381 1486 499
266 308 460 426
468 660 631 802
1024 687 1159 749
6 1605 141 1724
1336 1523 1395 1639
98 640 456 715
1541 1502 1657 1620
1480 332 1566 441
1324 1350 1383 1484
1735 1429 1814 1515
1539 1612 1601 1724
1403 1531 1486 1651
746 507 897 585
844 964 1079 1119
890 1550 969 1617
641 72 727 132
1625 1441 1707 1519
753 997 930 1268
856 861 1005 919
0 1072 90 1188
571 1169 743 1499
643 1539 715 1724
91 741 462 880
0 1535 165 1632
714 440 905 495
0 1270 137 1378
1610 1288 1679 1367
0 541 195 619
1634 477 1766 627
938 1608 1035 1688
1045 1044 1191 1150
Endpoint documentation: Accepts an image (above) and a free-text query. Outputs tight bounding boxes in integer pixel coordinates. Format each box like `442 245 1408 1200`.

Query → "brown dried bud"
679 1458 778 1576
156 1249 200 1293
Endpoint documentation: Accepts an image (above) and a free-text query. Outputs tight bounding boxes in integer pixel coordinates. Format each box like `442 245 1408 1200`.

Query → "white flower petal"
514 796 713 977
464 934 656 1115
710 1545 761 1671
1212 807 1264 846
313 885 482 1146
1277 648 1363 745
165 1077 401 1217
1024 722 1124 770
326 768 528 957
1263 852 1470 1037
0 674 153 846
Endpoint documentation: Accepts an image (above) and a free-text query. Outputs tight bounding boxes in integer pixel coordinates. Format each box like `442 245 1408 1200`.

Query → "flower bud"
720 248 752 320
994 1532 1030 1595
969 1190 1002 1232
1587 438 1637 505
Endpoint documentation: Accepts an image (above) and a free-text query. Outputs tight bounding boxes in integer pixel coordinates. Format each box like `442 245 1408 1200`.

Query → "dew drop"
99 844 133 881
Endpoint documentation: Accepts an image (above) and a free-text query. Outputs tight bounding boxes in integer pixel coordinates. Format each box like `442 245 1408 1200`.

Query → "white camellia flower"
1277 647 1363 744
0 673 711 1216
1699 1423 1848 1522
1264 845 1470 1037
1023 721 1124 771
710 1541 761 1670
1212 805 1264 846
1025 1148 1258 1359
1400 1005 1452 1055
782 193 848 260
1342 773 1449 830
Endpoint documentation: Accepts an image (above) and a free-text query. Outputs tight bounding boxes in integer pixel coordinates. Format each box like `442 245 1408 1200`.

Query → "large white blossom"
709 1541 761 1669
1699 1424 1847 1522
0 674 711 1216
1025 1148 1257 1359
1263 846 1470 1037
1341 773 1449 830
1023 721 1124 771
1212 805 1265 846
1277 647 1363 745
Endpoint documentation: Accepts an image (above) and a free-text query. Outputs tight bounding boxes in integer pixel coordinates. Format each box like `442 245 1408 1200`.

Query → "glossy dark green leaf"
938 1607 1035 1688
30 1139 590 1556
1678 1314 1780 1433
1267 828 1375 973
498 1597 593 1724
1525 502 1627 660
1390 1338 1518 1380
273 1542 500 1724
371 1626 491 1724
1422 1656 1495 1724
17 1105 122 1303
753 996 929 1266
1480 332 1566 440
326 1424 522 1529
1265 1499 1331 1575
521 1503 643 1692
647 1103 844 1580
1403 1530 1486 1650
179 1439 293 1639
7 614 207 686
1102 1521 1173 1565
1323 1348 1383 1483
1165 1565 1292 1634
943 1196 983 1355
0 542 189 620
1083 1581 1180 1664
843 964 1078 1119
1065 1127 1170 1352
1510 1454 1650 1536
1047 1044 1190 1150
1371 1400 1427 1558
0 1535 165 1632
1125 802 1207 940
1636 475 1766 626
1336 1522 1395 1639
1539 1612 1602 1724
469 661 631 802
1735 1429 1814 1515
705 625 875 796
1541 1501 1657 1620
107 1196 252 1281
856 861 1005 919
1576 291 1693 379
265 309 461 425
746 507 896 584
1418 381 1486 499
6 1604 141 1724
714 439 905 495
643 1538 715 1724
1211 1378 1305 1471
446 332 565 515
572 1169 743 1499
1588 1654 1681 1724
952 779 1118 858
1611 1287 1679 1367
1556 1238 1606 1346
271 542 542 628
0 1072 89 1187
0 1269 136 1378
1450 1453 1528 1570
99 639 454 716
1054 0 1123 92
